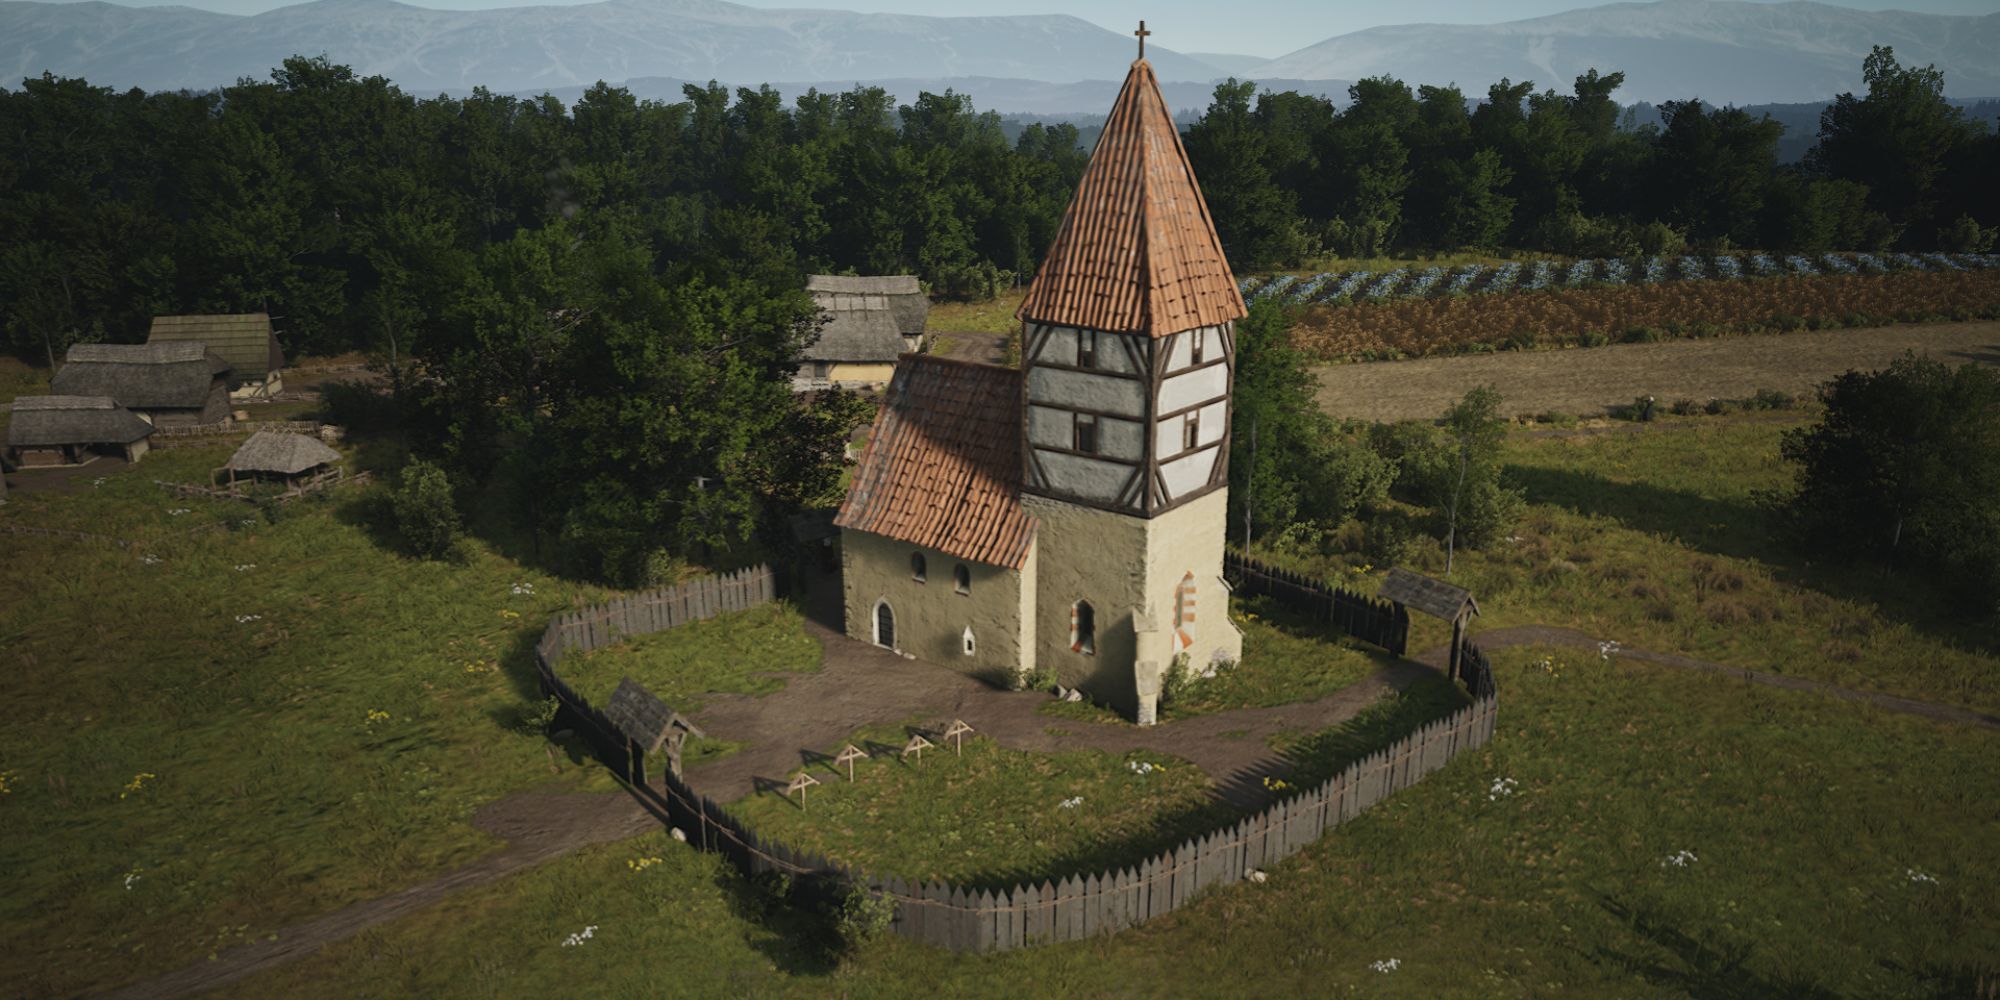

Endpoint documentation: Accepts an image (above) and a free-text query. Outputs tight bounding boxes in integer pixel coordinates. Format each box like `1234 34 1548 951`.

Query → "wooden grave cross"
902 733 935 765
786 771 820 809
943 719 974 756
834 743 868 782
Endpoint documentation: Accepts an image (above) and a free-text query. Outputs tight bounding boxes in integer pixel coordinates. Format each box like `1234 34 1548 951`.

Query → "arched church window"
911 551 927 582
954 564 971 594
874 600 896 649
1071 600 1096 655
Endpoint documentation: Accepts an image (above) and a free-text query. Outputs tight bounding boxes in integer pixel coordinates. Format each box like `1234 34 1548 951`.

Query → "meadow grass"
924 289 1025 336
0 448 716 996
725 725 1224 887
555 601 822 710
1268 412 2000 715
209 644 1998 999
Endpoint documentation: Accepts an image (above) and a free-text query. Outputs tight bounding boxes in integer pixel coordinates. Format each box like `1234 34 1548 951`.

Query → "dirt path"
96 790 657 1000
687 621 1439 809
1413 625 2000 731
1314 321 2000 422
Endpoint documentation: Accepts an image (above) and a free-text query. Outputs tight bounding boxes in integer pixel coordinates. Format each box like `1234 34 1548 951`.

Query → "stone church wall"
840 528 1034 680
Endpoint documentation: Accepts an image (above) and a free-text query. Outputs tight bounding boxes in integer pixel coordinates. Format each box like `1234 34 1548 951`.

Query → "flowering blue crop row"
1240 251 1999 305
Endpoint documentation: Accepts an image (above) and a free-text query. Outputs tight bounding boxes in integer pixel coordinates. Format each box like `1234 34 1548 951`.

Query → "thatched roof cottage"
148 314 285 398
5 396 154 467
49 343 233 427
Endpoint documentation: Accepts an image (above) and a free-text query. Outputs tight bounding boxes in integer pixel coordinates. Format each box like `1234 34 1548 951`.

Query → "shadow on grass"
1506 463 1996 656
1590 896 1841 999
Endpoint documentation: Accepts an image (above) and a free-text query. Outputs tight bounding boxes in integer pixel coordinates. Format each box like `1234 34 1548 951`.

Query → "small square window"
1073 414 1099 454
1077 330 1097 369
1183 412 1200 452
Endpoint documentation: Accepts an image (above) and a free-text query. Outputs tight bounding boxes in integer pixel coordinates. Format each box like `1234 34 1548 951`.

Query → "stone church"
833 52 1246 723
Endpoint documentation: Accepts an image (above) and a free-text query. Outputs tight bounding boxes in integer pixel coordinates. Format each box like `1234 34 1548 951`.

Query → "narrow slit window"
962 627 976 656
1190 331 1205 365
954 564 971 594
1077 329 1097 369
1072 600 1096 655
1182 411 1200 452
910 551 927 582
1073 413 1099 455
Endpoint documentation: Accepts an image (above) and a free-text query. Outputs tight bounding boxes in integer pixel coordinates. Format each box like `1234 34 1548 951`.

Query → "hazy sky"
60 0 2000 58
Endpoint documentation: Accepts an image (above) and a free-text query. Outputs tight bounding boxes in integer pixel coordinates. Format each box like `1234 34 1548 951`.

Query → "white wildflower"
235 614 262 624
123 870 142 890
1597 640 1622 661
1906 868 1938 885
1488 777 1518 801
1246 870 1268 884
238 518 258 528
511 582 537 595
92 477 107 489
167 508 190 517
1127 760 1155 775
1370 959 1400 973
234 564 256 572
1058 796 1084 809
1661 849 1698 868
140 553 162 566
560 924 597 947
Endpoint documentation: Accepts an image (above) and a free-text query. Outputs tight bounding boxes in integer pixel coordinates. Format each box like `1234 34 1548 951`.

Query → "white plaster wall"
841 529 1030 678
1158 363 1229 414
1152 401 1228 459
1036 325 1141 374
1160 447 1218 498
1142 488 1241 674
1032 450 1132 502
1028 366 1146 417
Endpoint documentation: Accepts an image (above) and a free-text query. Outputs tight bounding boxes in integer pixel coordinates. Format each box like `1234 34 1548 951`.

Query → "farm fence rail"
533 563 1497 953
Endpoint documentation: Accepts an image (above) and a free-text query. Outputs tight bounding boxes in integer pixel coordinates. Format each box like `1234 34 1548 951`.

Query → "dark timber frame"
1019 320 1234 518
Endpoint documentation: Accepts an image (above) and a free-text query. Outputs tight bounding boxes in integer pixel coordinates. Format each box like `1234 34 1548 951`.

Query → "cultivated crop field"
1290 269 2000 361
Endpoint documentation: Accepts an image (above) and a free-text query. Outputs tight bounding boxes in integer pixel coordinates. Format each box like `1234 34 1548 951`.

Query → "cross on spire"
1134 20 1151 60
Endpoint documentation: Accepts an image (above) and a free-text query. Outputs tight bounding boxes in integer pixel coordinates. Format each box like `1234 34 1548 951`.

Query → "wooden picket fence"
1225 550 1410 656
532 562 1499 953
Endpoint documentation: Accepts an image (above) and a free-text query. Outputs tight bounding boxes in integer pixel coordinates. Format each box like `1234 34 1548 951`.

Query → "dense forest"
1 46 1992 582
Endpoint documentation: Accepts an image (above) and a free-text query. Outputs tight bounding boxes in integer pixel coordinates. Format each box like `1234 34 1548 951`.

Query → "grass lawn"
725 725 1225 887
210 639 1997 998
554 601 822 711
1264 411 2000 715
0 441 635 997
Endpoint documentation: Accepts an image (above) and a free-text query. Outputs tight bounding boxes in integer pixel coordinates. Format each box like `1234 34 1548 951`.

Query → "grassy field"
555 602 822 710
926 289 1026 337
208 641 1997 998
1264 410 2000 716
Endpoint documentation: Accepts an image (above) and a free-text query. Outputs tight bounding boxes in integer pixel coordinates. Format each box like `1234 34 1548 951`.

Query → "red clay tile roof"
1017 59 1247 338
835 355 1037 569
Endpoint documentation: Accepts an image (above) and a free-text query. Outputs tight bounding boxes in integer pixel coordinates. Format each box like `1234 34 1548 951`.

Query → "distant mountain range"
1256 0 2000 105
1 0 1996 109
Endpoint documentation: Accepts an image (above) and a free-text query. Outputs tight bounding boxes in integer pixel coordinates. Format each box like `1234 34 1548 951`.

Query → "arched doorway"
873 599 896 649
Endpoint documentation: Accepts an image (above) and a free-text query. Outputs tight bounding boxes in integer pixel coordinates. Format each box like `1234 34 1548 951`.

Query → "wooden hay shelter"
5 396 155 467
215 430 343 492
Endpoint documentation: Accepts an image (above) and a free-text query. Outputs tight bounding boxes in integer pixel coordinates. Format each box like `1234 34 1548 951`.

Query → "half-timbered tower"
834 47 1245 723
1014 54 1246 717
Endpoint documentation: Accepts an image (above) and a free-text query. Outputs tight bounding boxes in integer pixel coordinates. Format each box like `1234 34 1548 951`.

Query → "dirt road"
1314 321 2000 422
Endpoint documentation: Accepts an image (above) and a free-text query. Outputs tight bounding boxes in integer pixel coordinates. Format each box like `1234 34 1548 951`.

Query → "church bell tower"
1015 42 1246 721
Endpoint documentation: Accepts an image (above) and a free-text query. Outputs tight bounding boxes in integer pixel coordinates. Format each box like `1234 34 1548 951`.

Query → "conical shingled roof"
1017 59 1246 338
